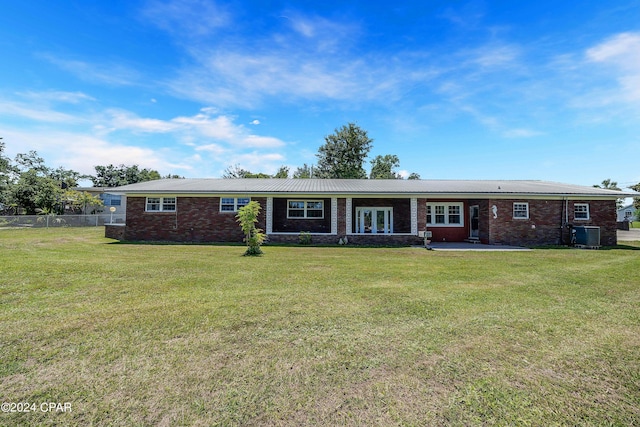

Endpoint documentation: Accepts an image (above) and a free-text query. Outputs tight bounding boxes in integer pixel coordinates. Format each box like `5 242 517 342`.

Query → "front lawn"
1 228 639 426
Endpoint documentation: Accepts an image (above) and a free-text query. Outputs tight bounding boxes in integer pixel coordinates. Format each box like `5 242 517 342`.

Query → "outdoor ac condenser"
574 226 600 247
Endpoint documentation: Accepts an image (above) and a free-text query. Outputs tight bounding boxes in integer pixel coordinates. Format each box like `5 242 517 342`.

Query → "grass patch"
1 228 639 425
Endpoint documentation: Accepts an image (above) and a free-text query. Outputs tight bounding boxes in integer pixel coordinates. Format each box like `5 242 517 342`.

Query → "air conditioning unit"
574 226 600 247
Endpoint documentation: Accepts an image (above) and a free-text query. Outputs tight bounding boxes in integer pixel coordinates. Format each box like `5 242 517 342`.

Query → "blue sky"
1 0 639 190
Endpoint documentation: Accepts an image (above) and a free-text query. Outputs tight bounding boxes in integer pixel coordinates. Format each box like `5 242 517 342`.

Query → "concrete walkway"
618 229 640 241
420 230 639 251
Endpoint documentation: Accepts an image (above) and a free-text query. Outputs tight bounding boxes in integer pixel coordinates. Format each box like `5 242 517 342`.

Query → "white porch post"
266 197 273 234
331 197 338 234
346 198 352 234
411 197 418 235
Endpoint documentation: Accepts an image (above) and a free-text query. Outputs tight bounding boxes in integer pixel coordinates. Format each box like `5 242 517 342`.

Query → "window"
513 202 529 219
220 197 250 212
574 203 590 220
287 200 324 219
426 202 464 227
146 197 176 212
448 205 461 224
102 193 121 206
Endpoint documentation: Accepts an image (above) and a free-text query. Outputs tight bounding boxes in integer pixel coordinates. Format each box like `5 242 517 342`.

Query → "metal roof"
109 178 635 198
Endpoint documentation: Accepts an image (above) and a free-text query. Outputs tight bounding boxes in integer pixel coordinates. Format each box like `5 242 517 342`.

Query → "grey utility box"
574 226 600 246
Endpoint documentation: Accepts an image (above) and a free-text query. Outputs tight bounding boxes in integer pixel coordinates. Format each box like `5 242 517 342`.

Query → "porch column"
331 197 338 234
346 198 352 234
266 197 273 234
411 197 418 235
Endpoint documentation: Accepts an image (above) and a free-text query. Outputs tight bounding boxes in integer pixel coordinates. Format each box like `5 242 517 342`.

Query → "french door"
356 207 393 234
469 205 479 239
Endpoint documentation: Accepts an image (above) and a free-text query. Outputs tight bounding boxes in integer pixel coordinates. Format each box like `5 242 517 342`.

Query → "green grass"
1 228 639 426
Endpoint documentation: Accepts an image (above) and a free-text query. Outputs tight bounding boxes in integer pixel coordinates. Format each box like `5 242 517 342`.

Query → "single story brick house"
105 179 634 247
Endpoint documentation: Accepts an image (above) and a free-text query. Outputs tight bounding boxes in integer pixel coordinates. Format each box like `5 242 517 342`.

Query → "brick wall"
123 196 266 243
105 224 125 240
487 199 617 246
118 195 617 246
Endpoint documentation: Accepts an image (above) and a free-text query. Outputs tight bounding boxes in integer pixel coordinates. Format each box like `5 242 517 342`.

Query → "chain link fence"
0 214 126 228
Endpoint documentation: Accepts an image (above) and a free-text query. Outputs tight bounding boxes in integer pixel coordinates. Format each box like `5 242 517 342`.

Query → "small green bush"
298 231 312 245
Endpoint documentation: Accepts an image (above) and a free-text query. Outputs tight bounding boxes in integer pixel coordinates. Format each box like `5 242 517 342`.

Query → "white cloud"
0 98 80 123
142 0 231 37
586 32 640 67
1 128 169 176
17 90 95 104
41 54 141 86
585 32 640 103
502 128 543 138
250 119 260 125
106 109 180 133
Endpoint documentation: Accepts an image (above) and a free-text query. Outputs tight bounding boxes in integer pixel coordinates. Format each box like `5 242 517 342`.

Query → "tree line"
1 124 638 215
223 123 421 180
0 139 178 215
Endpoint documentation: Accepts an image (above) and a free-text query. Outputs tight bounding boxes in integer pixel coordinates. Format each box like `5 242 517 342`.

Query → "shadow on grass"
105 240 415 249
533 244 640 251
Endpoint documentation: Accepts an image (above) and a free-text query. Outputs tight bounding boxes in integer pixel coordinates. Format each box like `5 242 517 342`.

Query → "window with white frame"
574 203 590 220
426 202 464 227
287 200 324 219
513 202 529 219
220 197 250 212
146 197 176 212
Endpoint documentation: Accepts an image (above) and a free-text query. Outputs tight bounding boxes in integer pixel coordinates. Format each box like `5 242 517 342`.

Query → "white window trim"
426 202 464 227
513 202 529 220
145 196 176 212
287 199 324 219
219 197 251 212
574 203 590 221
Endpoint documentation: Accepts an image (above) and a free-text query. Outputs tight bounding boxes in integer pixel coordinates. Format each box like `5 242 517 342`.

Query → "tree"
630 183 640 210
293 164 315 179
407 172 421 180
223 164 251 179
14 150 47 174
236 201 265 256
49 166 82 189
90 164 161 187
316 123 373 179
369 154 401 179
594 178 624 209
0 138 15 208
223 164 288 179
64 190 104 214
10 169 63 214
273 166 289 178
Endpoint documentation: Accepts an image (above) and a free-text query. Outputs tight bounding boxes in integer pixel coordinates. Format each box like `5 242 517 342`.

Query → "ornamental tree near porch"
236 201 265 256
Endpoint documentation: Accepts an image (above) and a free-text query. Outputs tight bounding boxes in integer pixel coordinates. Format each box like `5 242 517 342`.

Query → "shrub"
298 231 312 245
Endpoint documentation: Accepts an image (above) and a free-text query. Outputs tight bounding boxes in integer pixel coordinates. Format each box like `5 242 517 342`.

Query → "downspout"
560 197 568 245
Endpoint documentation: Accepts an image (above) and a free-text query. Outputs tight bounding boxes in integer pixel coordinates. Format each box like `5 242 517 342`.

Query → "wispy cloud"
585 32 640 102
41 54 141 86
106 109 181 133
141 0 231 37
0 98 80 123
17 90 95 104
